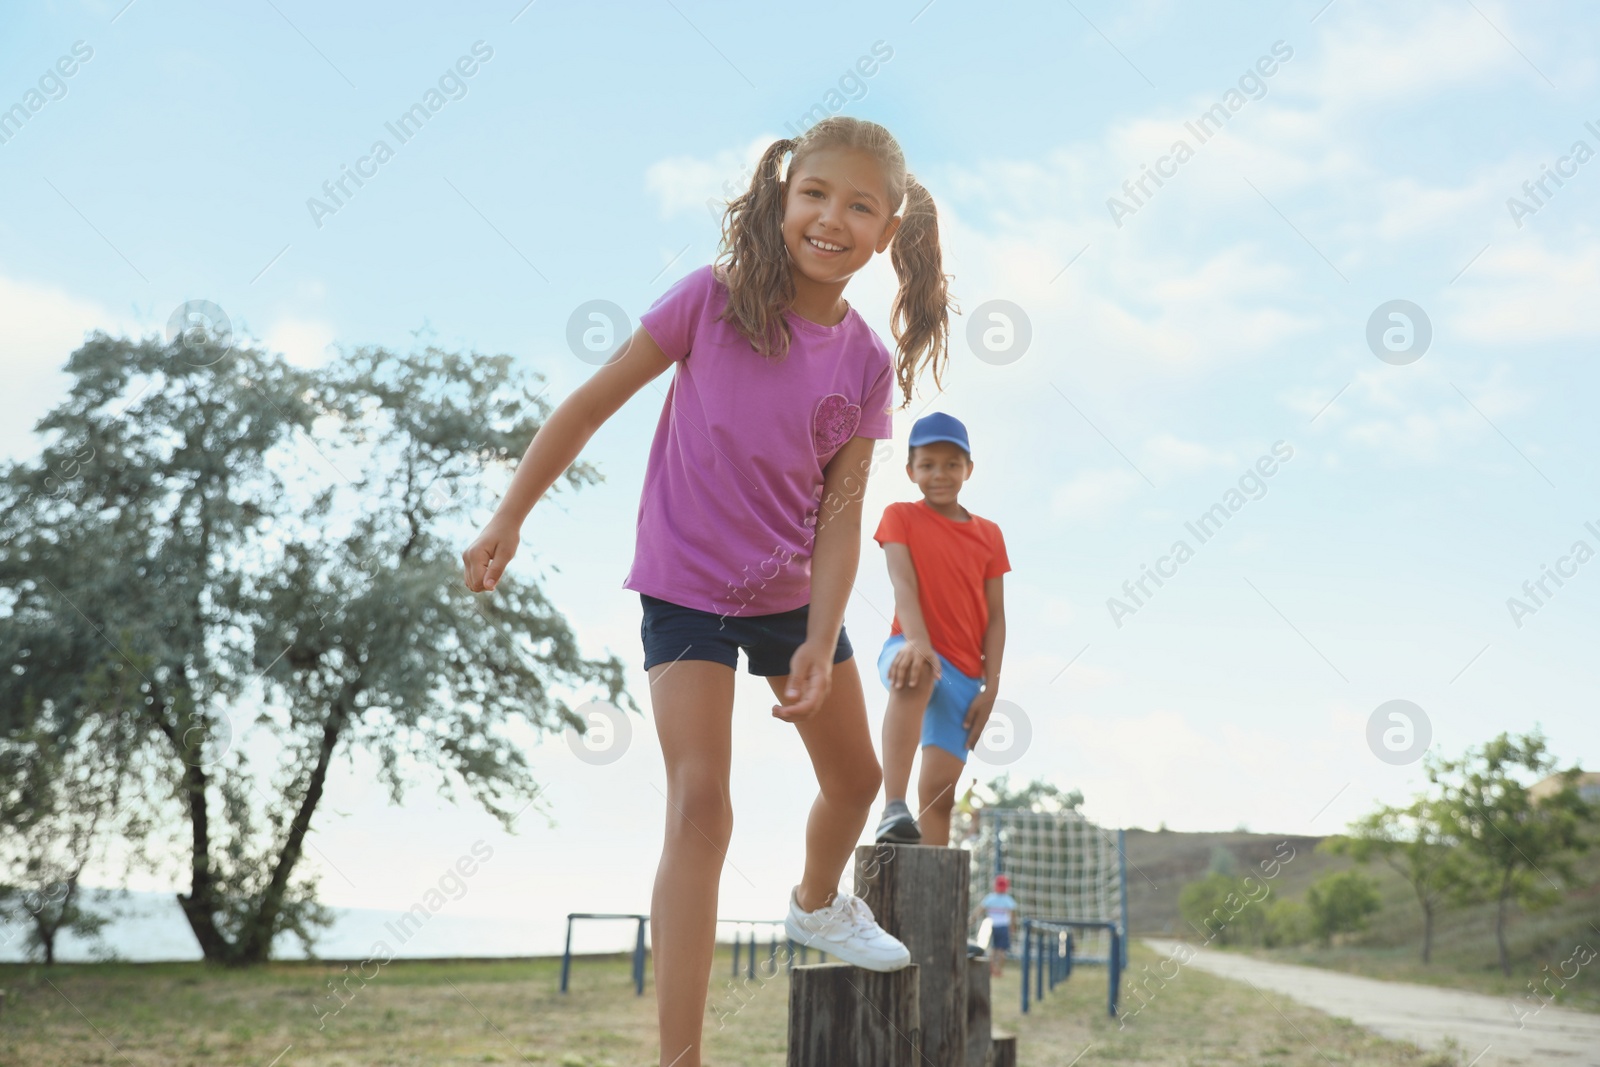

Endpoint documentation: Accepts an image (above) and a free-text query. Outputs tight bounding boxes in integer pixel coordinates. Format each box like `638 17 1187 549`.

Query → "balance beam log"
855 843 970 1062
988 1032 1018 1067
786 962 921 1067
966 955 992 1067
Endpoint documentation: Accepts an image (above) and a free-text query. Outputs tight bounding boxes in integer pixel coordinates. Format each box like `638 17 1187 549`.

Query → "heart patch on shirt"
812 393 861 457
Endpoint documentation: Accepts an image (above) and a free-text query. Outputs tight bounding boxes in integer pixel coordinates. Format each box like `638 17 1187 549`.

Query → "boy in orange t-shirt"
873 412 1010 846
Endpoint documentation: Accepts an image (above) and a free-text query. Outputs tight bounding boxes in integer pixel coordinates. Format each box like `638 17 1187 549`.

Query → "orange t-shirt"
873 500 1011 679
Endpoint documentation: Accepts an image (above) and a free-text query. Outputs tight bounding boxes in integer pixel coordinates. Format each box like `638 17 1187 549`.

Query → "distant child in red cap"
975 874 1018 976
872 411 1010 847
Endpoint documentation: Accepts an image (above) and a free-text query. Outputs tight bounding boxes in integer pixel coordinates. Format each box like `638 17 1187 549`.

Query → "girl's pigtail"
889 175 954 408
715 138 797 361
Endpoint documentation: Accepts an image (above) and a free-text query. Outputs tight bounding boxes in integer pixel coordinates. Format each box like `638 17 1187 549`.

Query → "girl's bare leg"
649 660 736 1067
916 746 966 847
766 658 882 911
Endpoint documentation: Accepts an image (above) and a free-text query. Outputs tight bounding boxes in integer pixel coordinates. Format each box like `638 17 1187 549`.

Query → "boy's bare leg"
649 660 737 1067
880 668 934 805
767 659 883 910
916 745 966 846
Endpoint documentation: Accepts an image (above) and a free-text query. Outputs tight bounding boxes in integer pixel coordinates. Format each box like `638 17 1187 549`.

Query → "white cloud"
1050 435 1245 522
262 316 338 368
1321 360 1539 463
0 274 133 464
644 136 777 220
1307 1 1525 109
1449 236 1600 342
1051 466 1145 521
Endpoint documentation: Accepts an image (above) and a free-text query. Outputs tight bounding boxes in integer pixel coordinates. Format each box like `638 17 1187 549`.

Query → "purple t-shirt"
623 265 895 618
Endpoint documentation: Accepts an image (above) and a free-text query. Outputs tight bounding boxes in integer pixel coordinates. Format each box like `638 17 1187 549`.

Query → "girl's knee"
859 762 884 801
823 760 881 809
665 783 734 846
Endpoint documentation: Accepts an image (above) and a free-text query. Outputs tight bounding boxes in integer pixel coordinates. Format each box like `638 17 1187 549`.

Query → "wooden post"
988 1032 1018 1067
965 956 992 1067
854 844 969 1063
787 963 921 1067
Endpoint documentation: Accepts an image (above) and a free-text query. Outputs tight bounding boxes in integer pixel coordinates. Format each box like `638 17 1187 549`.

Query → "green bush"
1306 870 1382 945
1179 872 1271 946
1263 898 1310 948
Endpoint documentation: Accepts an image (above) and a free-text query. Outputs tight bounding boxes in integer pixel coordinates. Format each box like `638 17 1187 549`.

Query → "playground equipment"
558 912 648 995
560 914 831 997
1019 918 1122 1017
968 807 1128 1015
724 919 829 979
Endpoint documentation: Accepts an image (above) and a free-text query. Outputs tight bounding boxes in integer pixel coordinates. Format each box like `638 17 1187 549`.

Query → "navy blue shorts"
990 924 1011 952
639 594 854 677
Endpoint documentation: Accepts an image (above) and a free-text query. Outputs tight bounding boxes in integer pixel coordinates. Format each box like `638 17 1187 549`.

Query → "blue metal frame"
1019 918 1121 1017
722 919 813 978
559 913 649 996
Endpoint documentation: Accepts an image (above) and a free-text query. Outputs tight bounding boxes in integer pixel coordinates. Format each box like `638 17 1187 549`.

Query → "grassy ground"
0 943 1475 1066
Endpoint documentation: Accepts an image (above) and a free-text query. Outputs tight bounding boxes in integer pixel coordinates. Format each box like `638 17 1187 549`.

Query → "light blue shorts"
877 634 984 763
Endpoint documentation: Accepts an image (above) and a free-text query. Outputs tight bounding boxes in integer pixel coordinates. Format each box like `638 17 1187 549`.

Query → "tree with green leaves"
1304 869 1381 946
980 773 1083 814
0 332 635 965
1262 897 1309 948
1178 871 1270 946
1427 730 1592 977
1325 798 1471 963
0 675 151 964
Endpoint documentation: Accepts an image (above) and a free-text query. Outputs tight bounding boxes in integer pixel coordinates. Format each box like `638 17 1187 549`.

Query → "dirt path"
1141 939 1600 1066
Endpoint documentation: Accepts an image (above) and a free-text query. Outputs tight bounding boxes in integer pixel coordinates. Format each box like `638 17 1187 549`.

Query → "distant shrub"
1306 870 1382 946
1179 872 1270 946
1263 898 1310 948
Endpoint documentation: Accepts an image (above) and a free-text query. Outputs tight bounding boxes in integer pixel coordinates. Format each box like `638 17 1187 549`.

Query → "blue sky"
4 0 1598 956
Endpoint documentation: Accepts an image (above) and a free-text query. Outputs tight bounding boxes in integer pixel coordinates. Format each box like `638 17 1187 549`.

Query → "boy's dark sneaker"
875 800 922 844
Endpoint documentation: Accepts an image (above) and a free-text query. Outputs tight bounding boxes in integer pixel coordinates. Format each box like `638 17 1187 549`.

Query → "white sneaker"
784 888 911 972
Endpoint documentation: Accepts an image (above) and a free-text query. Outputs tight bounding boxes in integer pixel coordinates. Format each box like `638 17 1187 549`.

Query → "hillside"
1125 827 1600 1013
1122 828 1334 935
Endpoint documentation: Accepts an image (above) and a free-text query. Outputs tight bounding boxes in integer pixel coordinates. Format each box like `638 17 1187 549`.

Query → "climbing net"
967 807 1127 964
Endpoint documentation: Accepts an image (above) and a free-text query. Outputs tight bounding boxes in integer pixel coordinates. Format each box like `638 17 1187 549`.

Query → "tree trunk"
167 710 232 962
175 748 231 963
141 676 229 962
234 696 350 964
36 914 56 966
1495 883 1512 978
39 874 85 967
1420 902 1433 965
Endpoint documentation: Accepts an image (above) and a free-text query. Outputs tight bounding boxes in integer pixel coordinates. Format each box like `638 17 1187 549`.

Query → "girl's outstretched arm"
772 434 876 720
462 327 674 592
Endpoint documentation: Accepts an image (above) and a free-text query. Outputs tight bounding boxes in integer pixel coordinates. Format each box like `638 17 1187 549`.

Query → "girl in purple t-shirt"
463 116 954 1067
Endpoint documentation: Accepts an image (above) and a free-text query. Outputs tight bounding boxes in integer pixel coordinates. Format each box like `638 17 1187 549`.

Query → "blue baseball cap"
908 412 971 457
